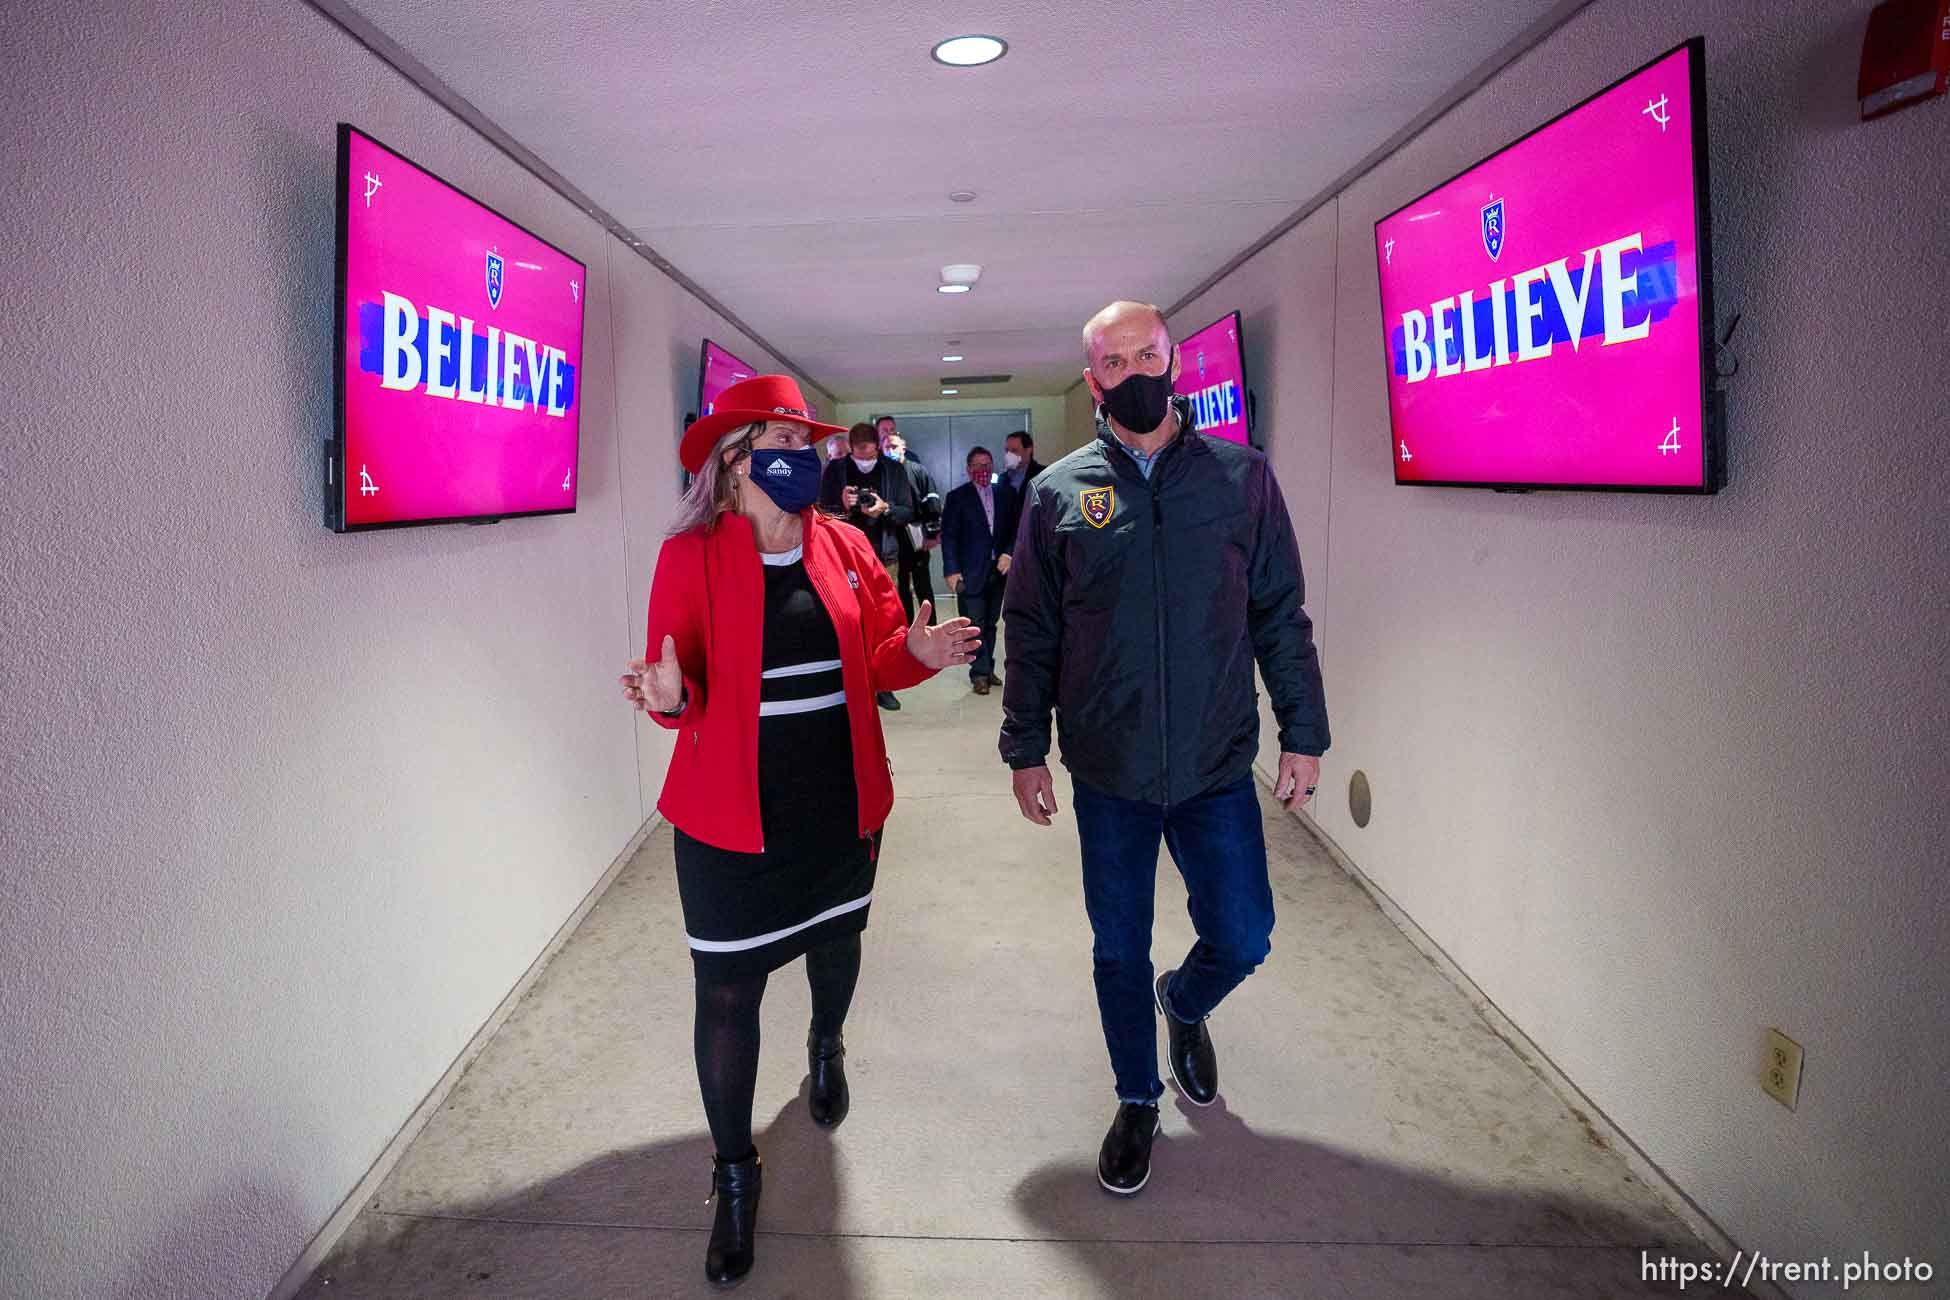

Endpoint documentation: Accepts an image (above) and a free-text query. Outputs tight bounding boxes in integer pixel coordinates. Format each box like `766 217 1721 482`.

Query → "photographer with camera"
818 422 919 710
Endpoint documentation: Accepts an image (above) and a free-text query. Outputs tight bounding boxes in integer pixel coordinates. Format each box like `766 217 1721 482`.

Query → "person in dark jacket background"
999 300 1329 1198
1001 430 1046 494
877 416 942 625
819 422 918 709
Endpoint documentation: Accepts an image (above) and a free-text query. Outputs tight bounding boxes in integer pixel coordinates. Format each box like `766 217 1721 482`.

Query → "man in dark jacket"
989 430 1044 632
877 417 943 625
940 445 1018 695
819 421 916 710
1001 430 1046 495
1000 301 1329 1197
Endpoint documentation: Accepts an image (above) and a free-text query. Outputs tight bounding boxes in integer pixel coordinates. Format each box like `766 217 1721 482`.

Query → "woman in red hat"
619 374 977 1284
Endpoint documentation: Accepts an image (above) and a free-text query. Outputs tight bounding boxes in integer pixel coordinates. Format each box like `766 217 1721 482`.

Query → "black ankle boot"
808 1028 849 1129
1155 969 1219 1105
705 1149 761 1284
1097 1101 1160 1195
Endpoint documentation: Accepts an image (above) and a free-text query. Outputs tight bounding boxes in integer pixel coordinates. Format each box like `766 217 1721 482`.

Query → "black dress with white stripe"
674 544 876 980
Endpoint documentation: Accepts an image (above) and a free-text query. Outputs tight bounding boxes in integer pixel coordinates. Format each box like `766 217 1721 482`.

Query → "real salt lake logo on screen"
485 249 505 309
1481 196 1505 261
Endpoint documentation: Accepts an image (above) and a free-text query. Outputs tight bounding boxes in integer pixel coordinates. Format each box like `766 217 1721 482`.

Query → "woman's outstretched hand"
620 635 685 714
903 600 979 671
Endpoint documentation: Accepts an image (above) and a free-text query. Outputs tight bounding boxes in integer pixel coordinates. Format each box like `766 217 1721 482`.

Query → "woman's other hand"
902 601 979 671
621 635 686 713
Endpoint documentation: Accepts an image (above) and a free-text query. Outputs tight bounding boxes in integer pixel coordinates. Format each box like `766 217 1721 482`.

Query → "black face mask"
1097 361 1175 434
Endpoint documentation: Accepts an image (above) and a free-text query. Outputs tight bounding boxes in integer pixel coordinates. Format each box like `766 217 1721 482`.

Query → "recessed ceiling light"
937 284 971 294
941 388 960 395
931 35 1007 67
948 190 977 203
941 354 964 362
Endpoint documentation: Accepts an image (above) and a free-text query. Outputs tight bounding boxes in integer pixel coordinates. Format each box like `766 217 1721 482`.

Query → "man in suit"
940 446 1018 696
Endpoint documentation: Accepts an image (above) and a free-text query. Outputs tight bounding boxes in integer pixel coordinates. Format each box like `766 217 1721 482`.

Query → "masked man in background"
940 445 1017 696
876 415 943 626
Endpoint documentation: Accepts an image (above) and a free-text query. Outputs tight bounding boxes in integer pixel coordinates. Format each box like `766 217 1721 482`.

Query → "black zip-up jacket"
999 397 1329 805
901 455 945 538
817 455 915 562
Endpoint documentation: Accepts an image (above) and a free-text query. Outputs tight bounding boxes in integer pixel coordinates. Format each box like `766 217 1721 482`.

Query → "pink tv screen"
331 125 587 531
1175 311 1251 446
1374 38 1718 492
694 340 817 428
697 340 756 424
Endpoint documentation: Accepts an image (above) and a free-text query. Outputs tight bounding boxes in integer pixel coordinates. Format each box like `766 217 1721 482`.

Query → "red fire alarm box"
1859 0 1950 119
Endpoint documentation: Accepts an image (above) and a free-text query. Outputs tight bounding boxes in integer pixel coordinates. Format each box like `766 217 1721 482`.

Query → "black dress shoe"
808 1028 849 1128
876 691 901 710
1155 969 1218 1106
705 1149 762 1284
1097 1101 1160 1195
986 672 1004 688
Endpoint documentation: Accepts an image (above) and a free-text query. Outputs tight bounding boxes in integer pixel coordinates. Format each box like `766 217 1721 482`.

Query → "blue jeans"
1072 774 1275 1104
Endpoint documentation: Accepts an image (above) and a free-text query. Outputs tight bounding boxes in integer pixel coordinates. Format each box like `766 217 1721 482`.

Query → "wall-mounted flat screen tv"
330 124 587 531
1374 38 1719 493
692 341 819 430
1175 310 1253 446
696 339 757 427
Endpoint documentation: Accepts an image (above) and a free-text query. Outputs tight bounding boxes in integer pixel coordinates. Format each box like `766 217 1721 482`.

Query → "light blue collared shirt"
1114 440 1162 480
1104 404 1186 480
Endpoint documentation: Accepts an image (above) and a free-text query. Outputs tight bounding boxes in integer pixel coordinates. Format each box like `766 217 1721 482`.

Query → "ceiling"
348 0 1570 401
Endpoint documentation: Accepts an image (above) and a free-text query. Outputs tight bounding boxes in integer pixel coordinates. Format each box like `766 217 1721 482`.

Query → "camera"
856 488 879 509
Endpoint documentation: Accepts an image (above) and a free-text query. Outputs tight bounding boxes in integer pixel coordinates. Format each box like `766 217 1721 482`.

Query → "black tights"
694 932 862 1160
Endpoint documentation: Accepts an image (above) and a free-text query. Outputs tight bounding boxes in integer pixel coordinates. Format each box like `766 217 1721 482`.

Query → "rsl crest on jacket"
1080 486 1115 529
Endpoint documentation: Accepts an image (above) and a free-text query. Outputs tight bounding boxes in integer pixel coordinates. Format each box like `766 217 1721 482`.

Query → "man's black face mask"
1097 351 1175 434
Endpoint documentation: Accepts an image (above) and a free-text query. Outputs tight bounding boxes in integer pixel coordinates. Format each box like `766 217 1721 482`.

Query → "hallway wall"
0 3 828 1298
1169 203 1341 779
1177 0 1949 1281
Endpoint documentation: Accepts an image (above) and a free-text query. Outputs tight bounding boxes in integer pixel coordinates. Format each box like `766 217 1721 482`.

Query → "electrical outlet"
1762 1029 1804 1109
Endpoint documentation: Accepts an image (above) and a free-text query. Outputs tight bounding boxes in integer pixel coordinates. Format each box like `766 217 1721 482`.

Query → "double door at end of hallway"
882 409 1030 600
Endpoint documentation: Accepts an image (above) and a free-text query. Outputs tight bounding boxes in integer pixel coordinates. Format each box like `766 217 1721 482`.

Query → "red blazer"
645 509 936 853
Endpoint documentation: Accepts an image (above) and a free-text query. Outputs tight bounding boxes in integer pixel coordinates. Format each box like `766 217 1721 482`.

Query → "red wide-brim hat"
680 374 846 474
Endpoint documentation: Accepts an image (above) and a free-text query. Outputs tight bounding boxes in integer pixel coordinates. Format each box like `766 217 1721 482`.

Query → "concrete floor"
298 660 1734 1298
